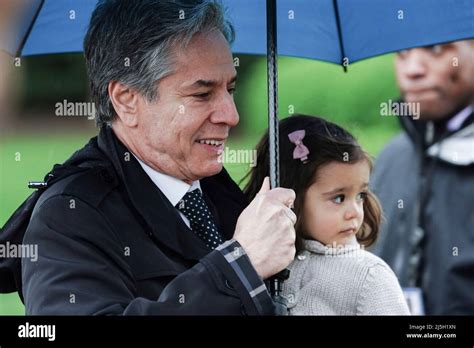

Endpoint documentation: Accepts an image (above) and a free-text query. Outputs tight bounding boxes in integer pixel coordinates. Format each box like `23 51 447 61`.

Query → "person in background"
371 40 474 315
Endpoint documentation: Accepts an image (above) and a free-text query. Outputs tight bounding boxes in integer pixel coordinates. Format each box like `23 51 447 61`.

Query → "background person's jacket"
371 106 474 315
0 126 275 315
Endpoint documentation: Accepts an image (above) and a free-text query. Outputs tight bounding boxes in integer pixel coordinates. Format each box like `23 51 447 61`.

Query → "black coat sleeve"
22 195 275 315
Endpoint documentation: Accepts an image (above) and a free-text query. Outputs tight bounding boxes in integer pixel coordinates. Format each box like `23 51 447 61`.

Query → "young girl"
244 115 410 315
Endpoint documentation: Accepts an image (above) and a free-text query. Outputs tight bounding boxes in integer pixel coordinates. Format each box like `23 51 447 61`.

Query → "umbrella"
4 0 474 62
2 0 474 314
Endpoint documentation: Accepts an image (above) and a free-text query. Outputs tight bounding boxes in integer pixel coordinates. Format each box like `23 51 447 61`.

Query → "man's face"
395 41 474 121
132 31 238 182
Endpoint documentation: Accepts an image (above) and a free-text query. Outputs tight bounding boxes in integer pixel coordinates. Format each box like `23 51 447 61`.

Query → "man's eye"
397 49 409 58
427 44 443 55
228 87 236 95
432 45 443 55
332 195 345 204
193 92 211 99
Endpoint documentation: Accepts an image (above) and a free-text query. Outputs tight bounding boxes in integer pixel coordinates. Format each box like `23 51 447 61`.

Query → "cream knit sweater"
282 237 410 315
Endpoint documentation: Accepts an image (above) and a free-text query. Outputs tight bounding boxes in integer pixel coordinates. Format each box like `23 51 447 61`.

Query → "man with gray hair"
3 0 297 315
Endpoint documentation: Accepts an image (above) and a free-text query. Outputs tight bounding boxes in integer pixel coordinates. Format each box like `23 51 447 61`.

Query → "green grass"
0 131 97 224
0 293 25 315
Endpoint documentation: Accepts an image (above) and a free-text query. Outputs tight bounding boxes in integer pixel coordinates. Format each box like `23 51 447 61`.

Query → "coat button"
297 254 306 261
225 280 234 290
240 304 247 316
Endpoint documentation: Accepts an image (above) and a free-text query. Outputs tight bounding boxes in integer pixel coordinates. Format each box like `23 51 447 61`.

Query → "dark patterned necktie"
176 189 224 250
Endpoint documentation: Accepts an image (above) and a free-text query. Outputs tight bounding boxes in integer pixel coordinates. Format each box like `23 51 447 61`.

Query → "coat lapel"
98 126 210 261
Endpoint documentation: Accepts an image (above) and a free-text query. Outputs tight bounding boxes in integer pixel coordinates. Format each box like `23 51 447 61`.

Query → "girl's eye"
332 195 345 204
357 192 368 201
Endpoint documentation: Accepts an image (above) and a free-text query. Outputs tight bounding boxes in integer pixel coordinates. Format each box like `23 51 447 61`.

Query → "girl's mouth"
339 227 356 234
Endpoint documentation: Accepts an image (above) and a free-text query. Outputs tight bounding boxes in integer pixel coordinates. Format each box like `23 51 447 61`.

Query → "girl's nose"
344 201 362 220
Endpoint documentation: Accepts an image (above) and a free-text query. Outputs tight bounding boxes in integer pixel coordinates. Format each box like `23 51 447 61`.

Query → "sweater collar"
303 236 361 255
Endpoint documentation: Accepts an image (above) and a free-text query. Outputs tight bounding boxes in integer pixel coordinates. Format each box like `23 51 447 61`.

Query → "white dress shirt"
133 154 201 228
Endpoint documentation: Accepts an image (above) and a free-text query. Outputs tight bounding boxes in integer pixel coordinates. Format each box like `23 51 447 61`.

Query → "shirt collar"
133 154 201 207
447 105 473 132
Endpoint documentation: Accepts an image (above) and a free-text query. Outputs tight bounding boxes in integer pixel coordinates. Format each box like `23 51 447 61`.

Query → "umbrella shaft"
266 0 289 316
267 0 279 189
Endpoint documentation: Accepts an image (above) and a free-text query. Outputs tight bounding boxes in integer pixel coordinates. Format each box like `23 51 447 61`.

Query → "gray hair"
84 0 235 127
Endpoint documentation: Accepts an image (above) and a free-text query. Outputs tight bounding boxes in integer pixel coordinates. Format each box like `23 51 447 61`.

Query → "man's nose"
402 49 428 79
210 92 239 127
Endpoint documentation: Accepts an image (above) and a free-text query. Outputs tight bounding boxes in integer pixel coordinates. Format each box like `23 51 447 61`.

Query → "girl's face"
302 160 370 246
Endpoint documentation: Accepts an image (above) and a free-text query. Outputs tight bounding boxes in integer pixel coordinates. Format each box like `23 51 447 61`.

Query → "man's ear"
108 81 139 127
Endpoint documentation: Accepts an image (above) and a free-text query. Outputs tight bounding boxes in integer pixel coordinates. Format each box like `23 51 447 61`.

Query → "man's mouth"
195 138 226 154
404 89 438 100
197 139 225 146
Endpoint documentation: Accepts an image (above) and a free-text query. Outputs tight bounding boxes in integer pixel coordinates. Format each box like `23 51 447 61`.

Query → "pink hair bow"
288 130 309 163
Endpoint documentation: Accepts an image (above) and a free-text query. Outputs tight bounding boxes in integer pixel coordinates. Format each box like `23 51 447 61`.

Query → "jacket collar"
399 101 474 148
97 125 246 262
397 103 474 166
